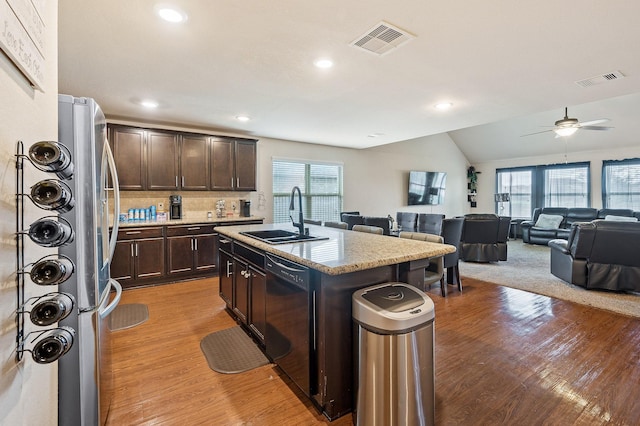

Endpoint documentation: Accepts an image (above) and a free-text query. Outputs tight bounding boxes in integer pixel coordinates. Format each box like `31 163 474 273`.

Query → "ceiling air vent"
350 21 415 56
575 70 625 88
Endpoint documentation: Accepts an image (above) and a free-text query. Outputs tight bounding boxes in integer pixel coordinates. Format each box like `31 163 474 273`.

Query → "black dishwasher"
265 253 315 397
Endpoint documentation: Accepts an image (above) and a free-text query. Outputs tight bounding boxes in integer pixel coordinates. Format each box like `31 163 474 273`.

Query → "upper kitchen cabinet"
211 138 257 191
147 130 180 190
109 126 146 190
180 134 210 190
108 124 256 191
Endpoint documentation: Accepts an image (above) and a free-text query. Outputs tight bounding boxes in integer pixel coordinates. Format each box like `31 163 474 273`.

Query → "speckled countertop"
215 223 456 276
116 216 263 228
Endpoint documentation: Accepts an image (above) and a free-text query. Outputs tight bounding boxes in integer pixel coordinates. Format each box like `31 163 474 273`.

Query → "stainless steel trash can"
352 282 435 426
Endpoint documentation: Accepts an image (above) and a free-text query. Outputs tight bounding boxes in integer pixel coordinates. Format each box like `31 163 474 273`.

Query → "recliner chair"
460 214 510 262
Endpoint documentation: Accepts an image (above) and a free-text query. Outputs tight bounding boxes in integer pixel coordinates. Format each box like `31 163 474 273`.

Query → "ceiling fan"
522 107 612 137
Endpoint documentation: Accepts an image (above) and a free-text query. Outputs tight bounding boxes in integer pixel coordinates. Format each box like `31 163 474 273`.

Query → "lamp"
553 126 578 137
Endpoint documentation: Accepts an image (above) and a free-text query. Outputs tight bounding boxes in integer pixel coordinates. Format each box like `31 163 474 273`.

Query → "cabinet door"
147 131 179 190
166 235 194 275
111 240 135 287
135 237 165 280
194 234 218 271
181 135 209 190
232 258 249 324
219 250 233 308
210 138 234 190
249 266 266 343
235 140 257 191
110 126 146 190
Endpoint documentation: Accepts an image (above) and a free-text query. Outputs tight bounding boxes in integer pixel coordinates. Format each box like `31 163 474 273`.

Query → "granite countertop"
215 223 456 276
116 216 263 228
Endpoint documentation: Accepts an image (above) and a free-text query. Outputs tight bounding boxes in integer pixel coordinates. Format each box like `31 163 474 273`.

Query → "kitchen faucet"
289 186 305 235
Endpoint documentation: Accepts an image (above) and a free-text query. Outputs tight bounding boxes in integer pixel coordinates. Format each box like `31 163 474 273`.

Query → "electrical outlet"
157 202 164 211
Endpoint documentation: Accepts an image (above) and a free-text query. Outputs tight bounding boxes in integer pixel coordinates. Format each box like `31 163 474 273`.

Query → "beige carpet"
109 303 149 331
458 239 640 318
200 326 270 374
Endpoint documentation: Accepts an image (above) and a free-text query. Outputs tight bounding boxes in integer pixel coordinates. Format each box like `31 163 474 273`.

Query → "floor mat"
109 303 149 331
200 326 270 374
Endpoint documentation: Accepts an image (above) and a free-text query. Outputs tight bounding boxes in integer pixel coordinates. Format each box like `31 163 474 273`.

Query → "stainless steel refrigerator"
57 94 122 425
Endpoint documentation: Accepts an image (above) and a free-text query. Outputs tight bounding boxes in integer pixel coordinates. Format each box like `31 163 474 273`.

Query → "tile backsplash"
115 191 255 220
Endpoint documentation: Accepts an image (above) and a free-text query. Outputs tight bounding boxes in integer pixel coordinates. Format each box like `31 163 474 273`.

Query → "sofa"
459 214 510 262
521 207 640 245
549 220 640 292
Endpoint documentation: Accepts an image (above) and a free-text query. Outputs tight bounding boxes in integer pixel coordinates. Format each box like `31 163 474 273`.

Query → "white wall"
471 145 640 214
0 2 59 425
253 132 470 223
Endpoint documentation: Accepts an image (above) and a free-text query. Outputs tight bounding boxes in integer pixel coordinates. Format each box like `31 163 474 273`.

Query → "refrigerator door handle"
100 279 123 319
103 138 120 260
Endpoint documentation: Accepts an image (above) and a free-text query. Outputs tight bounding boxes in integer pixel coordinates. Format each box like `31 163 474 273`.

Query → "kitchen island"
215 223 455 420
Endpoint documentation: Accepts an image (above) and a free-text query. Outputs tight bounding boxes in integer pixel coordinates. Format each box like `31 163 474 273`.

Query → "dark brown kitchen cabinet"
111 227 165 289
248 266 266 343
180 134 209 190
232 257 249 324
218 248 233 309
210 138 257 191
109 126 146 190
147 131 179 190
166 225 218 277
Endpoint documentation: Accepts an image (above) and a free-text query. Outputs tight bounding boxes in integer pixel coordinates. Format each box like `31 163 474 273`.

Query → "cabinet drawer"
166 224 216 236
234 241 265 269
118 227 164 240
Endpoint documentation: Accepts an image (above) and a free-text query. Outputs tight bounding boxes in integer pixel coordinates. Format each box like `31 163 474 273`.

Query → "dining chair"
399 231 445 296
352 224 384 235
324 221 348 229
440 217 464 293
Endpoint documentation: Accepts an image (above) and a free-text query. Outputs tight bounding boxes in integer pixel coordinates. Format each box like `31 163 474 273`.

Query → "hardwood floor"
108 277 640 425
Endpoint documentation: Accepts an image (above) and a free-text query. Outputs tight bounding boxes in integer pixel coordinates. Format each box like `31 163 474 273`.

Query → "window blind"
603 158 640 210
272 160 343 224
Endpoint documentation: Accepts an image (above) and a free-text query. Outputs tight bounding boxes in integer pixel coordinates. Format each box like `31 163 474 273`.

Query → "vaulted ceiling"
58 1 640 162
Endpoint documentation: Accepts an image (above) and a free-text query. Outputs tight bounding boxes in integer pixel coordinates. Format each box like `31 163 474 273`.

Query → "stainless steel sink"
240 229 329 245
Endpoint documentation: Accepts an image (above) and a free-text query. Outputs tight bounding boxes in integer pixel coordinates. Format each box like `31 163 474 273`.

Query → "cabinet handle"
236 177 239 187
130 244 134 257
135 242 139 257
126 231 141 235
194 238 198 251
190 239 194 250
182 176 185 187
175 176 178 187
226 261 232 277
230 177 233 187
187 227 201 231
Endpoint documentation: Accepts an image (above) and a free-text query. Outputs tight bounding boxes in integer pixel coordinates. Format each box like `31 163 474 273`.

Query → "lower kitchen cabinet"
219 238 266 344
111 227 166 289
166 224 218 277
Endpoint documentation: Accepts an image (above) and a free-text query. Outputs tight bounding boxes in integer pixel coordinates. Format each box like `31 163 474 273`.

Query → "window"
602 158 640 210
272 159 343 224
542 163 590 208
496 161 590 218
496 168 533 218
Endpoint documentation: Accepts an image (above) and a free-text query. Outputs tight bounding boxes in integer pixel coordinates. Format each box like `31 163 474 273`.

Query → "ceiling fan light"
554 127 578 137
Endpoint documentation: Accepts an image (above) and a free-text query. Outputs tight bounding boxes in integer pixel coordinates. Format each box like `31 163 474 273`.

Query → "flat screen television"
408 171 447 205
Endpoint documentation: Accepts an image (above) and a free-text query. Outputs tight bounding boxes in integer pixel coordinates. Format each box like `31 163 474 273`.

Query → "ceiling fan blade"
578 118 609 126
579 125 613 131
521 129 554 137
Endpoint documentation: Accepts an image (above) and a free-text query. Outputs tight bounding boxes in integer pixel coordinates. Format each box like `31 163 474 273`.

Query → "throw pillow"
534 213 564 229
604 215 638 222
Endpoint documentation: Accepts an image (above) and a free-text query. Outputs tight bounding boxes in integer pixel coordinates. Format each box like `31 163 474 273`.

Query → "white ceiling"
58 1 640 162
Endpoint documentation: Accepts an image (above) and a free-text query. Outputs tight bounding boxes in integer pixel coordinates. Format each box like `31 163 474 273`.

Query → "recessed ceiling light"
435 102 453 110
367 133 385 138
314 58 334 69
156 6 187 23
235 115 250 122
141 100 159 109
